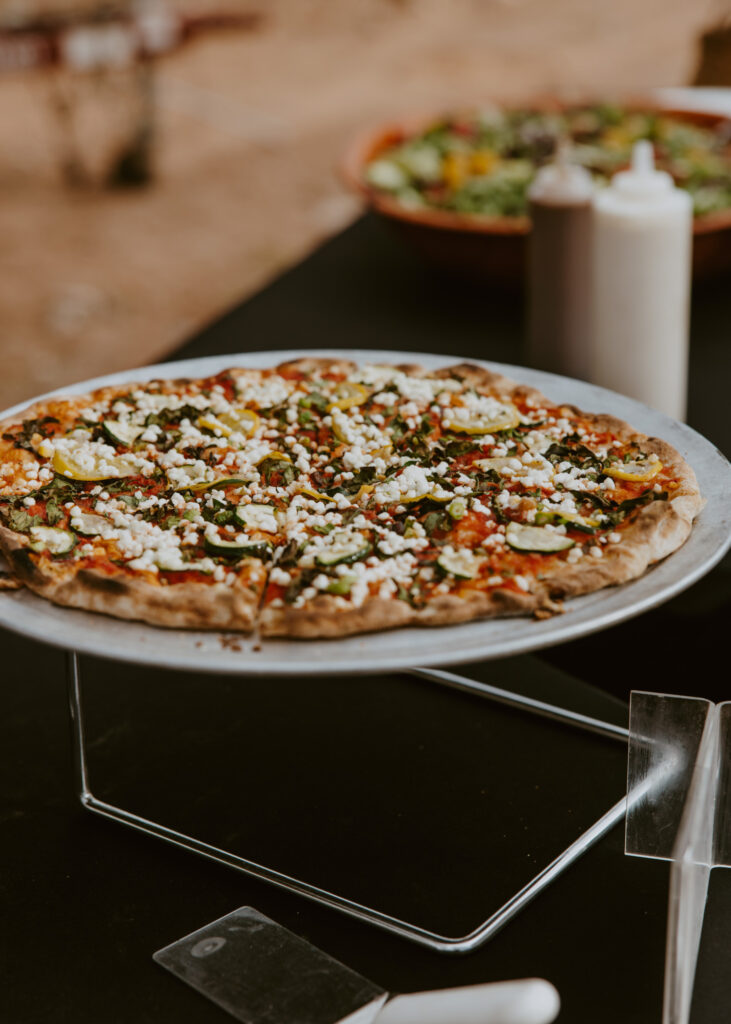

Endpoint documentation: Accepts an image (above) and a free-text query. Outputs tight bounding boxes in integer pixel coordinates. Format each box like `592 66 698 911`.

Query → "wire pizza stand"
2 352 730 1016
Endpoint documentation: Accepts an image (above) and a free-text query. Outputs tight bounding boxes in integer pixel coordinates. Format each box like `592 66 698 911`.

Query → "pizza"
0 358 702 639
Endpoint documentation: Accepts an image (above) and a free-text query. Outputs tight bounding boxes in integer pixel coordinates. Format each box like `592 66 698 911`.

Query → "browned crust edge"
259 584 547 638
0 524 264 631
0 358 705 639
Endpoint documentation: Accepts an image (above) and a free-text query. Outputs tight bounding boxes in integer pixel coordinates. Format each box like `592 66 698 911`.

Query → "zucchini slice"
315 532 371 567
204 535 272 560
102 419 143 446
436 548 485 579
190 477 248 493
70 512 116 538
29 526 75 555
235 503 279 532
326 574 356 595
534 509 600 533
505 522 574 553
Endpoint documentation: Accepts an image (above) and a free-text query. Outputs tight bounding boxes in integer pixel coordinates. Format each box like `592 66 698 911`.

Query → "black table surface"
2 215 729 1023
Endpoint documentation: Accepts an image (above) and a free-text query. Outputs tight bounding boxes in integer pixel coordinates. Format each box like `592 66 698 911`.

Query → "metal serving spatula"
154 907 560 1024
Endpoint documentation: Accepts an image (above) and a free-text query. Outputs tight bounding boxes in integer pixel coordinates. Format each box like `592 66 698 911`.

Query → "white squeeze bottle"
589 140 693 420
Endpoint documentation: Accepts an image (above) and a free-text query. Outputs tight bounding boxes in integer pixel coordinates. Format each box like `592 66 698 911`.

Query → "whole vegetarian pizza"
364 105 731 220
0 358 702 639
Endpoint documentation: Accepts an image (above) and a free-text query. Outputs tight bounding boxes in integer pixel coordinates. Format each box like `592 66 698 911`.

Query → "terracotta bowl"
341 105 731 286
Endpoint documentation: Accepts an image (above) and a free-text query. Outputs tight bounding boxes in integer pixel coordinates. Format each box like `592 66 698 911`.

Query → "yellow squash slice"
298 486 333 502
442 401 520 436
606 456 662 482
327 382 368 412
255 450 292 467
197 408 260 438
52 444 138 481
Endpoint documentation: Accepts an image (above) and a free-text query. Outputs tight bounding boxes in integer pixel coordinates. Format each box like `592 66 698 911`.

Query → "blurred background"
1 0 729 409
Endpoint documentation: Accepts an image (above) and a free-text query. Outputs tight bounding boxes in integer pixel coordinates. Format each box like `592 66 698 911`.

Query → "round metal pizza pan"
0 349 728 676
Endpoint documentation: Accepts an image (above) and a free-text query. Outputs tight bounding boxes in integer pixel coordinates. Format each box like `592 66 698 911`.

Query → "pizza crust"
260 582 564 639
0 524 265 631
0 358 705 640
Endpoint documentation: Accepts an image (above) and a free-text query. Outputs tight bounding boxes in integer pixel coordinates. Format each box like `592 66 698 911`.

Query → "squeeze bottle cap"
527 141 595 204
611 140 674 198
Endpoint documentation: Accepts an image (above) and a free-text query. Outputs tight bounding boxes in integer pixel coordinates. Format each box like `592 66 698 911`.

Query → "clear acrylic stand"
66 652 628 955
626 691 731 1024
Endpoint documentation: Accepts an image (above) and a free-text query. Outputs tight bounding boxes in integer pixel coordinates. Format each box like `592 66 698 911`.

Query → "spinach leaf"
389 415 409 442
260 459 296 487
283 567 318 604
568 486 667 525
160 508 200 529
311 523 335 536
403 437 431 461
490 498 509 524
261 401 291 428
103 477 146 494
4 508 43 532
144 404 204 429
200 499 236 527
299 392 328 413
568 488 610 510
339 507 361 527
276 538 301 568
327 466 376 497
471 469 501 493
418 414 434 437
440 438 478 459
422 510 450 535
497 426 527 441
45 498 64 526
545 442 601 468
2 416 59 451
43 474 83 499
605 490 667 525
396 581 427 608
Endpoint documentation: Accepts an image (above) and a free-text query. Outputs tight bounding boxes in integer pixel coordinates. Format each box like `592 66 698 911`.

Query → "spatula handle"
373 978 560 1024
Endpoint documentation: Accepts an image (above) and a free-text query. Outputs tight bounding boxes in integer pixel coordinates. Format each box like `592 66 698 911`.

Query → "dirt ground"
0 0 726 408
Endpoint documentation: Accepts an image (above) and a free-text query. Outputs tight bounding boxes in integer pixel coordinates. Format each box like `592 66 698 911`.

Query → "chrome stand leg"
65 653 626 954
67 651 91 805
